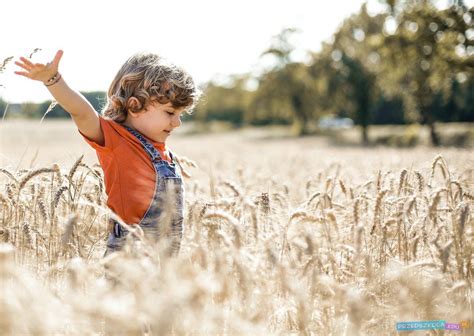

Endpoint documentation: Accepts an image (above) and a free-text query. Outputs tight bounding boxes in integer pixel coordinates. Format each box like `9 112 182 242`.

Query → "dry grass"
0 120 473 335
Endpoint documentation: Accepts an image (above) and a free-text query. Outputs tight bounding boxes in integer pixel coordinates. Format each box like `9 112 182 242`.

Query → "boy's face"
126 100 185 143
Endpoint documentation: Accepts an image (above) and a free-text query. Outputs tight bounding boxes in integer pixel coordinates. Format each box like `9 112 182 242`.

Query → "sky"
1 0 472 104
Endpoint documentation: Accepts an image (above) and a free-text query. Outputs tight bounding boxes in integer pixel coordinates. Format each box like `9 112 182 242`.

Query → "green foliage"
249 28 321 135
372 97 405 125
249 62 319 134
375 1 472 145
306 4 386 143
194 76 252 126
438 76 474 122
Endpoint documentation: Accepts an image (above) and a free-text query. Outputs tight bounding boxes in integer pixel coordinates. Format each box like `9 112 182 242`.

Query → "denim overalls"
104 126 184 257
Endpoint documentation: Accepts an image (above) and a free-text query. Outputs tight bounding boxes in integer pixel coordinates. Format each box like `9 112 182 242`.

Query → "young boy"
15 50 200 256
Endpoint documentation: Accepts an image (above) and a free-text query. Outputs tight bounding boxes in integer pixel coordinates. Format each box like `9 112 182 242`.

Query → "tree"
314 4 384 144
376 0 473 145
251 28 320 135
194 74 253 125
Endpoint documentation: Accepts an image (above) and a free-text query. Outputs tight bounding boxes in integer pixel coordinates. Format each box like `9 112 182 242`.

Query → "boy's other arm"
14 50 104 146
46 77 104 146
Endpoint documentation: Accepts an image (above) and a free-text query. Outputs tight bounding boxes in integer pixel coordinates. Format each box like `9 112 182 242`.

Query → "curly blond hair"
102 52 200 122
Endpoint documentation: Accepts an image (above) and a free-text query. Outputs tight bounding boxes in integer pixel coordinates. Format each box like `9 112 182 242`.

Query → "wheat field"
0 120 472 335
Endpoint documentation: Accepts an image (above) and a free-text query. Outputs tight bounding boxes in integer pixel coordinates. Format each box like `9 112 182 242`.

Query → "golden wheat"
0 129 472 335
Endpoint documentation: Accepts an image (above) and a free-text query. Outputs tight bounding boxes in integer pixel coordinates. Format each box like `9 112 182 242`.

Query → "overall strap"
123 125 163 162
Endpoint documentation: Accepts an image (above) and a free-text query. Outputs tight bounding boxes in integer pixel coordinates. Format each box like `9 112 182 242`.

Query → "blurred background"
1 0 473 148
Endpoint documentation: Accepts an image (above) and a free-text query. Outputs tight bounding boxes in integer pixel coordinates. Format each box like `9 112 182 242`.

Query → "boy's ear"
126 97 143 115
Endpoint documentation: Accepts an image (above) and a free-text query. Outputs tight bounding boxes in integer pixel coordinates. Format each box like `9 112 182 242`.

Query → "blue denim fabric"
104 125 184 257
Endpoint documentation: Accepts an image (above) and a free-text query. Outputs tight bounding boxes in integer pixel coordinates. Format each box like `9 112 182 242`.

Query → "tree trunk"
429 121 440 147
291 95 310 136
417 94 440 146
361 125 369 146
425 113 440 146
292 117 310 136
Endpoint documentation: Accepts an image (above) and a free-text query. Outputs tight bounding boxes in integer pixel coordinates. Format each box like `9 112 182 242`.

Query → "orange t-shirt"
79 116 172 225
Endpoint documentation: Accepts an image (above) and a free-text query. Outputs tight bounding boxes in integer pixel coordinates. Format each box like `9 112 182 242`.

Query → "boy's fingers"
52 50 63 67
14 71 29 77
19 57 34 67
14 61 31 71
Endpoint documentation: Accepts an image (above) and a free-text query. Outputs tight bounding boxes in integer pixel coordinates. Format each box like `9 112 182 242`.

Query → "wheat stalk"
18 168 55 190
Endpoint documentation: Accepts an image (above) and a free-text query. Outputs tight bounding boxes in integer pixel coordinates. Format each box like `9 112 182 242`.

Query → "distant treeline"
1 0 472 146
193 1 473 146
0 92 106 120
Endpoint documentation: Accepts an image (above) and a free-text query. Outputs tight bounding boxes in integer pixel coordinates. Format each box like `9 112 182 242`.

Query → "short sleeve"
78 116 114 152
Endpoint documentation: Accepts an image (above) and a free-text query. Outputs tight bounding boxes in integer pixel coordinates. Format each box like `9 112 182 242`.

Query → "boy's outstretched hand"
14 50 63 84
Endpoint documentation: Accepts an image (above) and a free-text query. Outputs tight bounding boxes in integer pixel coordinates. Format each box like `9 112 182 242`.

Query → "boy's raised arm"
14 50 104 146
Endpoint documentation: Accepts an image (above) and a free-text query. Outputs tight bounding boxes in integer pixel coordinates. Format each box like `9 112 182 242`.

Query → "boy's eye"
167 112 175 116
